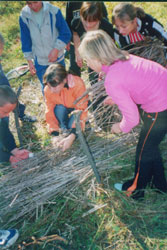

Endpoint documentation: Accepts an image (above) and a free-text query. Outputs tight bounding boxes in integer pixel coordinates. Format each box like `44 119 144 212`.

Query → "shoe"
0 229 19 249
20 115 37 123
114 183 123 191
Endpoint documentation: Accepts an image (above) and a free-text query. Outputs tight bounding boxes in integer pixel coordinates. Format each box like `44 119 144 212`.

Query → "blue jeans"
54 104 74 130
35 58 65 95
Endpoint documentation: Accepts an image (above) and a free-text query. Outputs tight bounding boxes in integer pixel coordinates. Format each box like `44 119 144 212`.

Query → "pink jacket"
102 55 167 132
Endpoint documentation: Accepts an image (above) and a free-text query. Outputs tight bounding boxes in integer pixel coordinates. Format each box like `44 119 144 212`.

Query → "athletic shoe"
0 229 19 249
114 183 123 191
20 115 37 123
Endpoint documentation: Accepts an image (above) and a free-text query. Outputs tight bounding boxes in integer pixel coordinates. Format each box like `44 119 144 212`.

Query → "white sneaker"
114 183 123 191
0 229 19 249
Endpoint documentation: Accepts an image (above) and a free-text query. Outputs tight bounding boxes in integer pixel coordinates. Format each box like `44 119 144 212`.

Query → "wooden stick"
73 110 101 184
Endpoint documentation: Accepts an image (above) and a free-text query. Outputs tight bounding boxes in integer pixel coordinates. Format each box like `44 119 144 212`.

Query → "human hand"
103 96 115 106
98 71 105 81
66 42 71 51
58 133 76 151
10 148 32 167
28 60 36 75
11 148 31 160
111 123 122 134
48 48 59 62
75 52 83 68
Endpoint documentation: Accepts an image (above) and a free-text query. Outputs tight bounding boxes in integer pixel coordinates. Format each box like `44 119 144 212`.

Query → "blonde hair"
78 29 129 65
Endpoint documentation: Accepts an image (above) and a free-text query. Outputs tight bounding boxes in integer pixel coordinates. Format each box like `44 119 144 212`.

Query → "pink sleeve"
106 84 140 133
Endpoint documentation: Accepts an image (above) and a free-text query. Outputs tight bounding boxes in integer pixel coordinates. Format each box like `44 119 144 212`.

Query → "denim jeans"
35 58 65 95
54 104 74 131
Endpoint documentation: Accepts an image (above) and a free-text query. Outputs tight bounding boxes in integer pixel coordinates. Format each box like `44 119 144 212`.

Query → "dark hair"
112 3 145 24
43 63 68 87
0 85 18 107
80 2 103 22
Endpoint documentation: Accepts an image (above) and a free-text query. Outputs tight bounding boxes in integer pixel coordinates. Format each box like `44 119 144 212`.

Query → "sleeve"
0 65 10 86
72 77 88 130
147 15 167 46
19 16 33 60
106 83 140 133
65 2 72 30
101 2 108 21
54 9 72 50
101 19 115 40
44 88 60 134
0 119 17 152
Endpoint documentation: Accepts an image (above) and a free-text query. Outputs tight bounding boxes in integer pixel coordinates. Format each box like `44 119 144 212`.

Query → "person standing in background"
65 1 108 77
19 1 71 94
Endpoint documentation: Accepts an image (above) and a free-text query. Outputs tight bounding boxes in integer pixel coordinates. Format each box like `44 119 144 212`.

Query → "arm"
72 76 88 130
0 118 17 152
145 14 167 46
44 87 60 134
106 84 140 133
19 16 36 75
55 9 72 50
73 31 83 68
48 9 72 62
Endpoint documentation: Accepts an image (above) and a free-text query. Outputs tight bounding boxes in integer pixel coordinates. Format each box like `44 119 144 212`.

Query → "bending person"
44 63 88 151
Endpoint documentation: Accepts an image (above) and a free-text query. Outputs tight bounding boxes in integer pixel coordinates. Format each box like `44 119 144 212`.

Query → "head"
0 85 18 118
0 32 4 56
26 1 43 12
112 3 138 35
43 64 68 94
78 29 129 72
80 2 102 31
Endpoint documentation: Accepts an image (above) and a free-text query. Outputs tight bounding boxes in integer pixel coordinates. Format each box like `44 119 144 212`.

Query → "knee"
54 104 67 118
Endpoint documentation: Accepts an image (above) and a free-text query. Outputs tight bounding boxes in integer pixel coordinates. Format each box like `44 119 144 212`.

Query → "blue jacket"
0 64 10 87
0 118 16 153
19 2 71 65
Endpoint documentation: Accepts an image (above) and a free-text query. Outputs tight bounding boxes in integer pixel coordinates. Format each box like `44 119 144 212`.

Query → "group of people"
1 1 167 248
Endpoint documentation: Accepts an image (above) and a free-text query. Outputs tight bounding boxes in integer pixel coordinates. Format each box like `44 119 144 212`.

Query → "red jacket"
44 74 88 133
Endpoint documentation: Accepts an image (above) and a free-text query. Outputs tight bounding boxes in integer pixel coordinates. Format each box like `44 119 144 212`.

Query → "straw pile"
0 130 138 226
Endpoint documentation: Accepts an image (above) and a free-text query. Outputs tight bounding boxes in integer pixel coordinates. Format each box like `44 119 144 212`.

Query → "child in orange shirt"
44 63 88 151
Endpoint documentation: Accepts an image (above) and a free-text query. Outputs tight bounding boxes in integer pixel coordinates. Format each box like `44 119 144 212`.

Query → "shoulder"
43 2 60 15
67 74 84 88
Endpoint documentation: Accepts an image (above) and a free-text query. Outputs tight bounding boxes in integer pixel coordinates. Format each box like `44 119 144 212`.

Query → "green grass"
1 2 167 250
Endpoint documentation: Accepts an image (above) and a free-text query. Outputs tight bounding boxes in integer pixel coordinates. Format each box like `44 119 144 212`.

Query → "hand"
98 71 105 81
75 52 83 68
11 148 31 160
103 96 115 106
10 148 32 167
111 123 122 134
58 133 76 151
28 60 36 75
48 48 59 62
66 42 71 51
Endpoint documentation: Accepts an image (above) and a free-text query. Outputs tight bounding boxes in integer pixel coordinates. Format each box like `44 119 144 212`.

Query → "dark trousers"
54 104 74 131
123 110 167 199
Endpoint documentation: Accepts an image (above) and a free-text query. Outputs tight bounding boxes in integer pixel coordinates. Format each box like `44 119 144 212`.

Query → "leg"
54 105 74 131
123 110 167 199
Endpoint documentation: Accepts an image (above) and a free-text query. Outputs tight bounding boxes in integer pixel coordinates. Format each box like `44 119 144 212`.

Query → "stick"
73 110 101 184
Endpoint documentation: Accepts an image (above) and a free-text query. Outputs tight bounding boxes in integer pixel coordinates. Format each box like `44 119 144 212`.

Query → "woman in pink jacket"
79 29 167 200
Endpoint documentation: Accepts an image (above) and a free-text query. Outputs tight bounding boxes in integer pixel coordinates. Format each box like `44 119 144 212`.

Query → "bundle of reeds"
0 130 138 226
